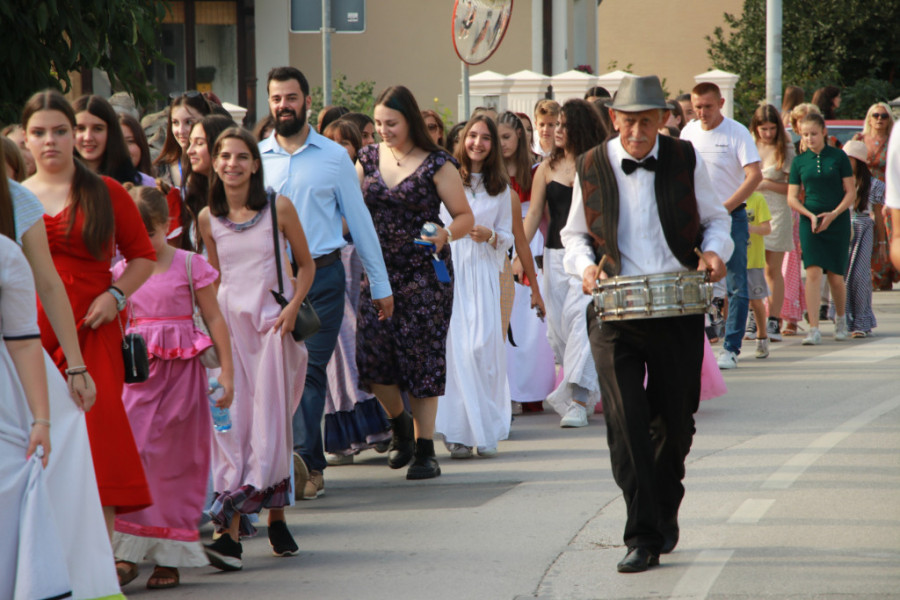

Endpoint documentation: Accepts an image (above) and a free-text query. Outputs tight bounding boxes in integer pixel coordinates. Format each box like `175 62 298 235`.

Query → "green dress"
789 145 852 275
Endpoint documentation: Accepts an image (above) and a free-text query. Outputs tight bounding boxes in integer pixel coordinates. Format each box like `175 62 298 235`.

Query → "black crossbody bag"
268 191 321 342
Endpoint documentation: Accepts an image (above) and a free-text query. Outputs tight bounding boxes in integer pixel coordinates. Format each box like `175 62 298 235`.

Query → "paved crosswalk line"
762 395 900 489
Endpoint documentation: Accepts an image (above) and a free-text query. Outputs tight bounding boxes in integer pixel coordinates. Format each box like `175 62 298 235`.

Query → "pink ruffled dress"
113 249 218 567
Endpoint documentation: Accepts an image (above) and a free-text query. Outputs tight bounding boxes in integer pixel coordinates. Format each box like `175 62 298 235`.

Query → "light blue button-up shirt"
260 128 392 299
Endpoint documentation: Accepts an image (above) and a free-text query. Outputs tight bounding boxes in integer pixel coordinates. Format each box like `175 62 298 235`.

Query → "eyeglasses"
871 113 890 120
169 90 203 100
427 124 441 132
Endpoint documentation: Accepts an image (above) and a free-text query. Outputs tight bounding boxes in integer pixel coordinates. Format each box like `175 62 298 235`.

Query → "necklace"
388 144 415 166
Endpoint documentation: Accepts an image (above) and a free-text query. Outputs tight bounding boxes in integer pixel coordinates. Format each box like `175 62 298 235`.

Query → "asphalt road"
124 292 900 600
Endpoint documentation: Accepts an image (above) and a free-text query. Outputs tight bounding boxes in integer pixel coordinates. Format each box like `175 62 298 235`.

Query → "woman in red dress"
22 90 156 537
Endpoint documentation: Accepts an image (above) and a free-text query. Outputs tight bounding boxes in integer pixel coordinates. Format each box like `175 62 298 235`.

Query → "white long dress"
11 188 123 599
0 237 72 600
542 247 602 415
436 176 514 449
506 199 556 402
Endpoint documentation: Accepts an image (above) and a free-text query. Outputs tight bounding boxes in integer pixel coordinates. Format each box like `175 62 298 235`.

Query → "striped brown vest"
575 135 703 276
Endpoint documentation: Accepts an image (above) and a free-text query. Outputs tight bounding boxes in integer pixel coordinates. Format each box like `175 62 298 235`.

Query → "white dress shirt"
561 136 734 279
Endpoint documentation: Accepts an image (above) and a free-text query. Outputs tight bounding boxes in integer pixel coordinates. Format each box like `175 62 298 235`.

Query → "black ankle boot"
406 438 441 480
387 412 415 469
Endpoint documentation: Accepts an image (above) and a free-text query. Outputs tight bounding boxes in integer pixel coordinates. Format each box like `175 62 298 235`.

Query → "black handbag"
118 311 150 383
269 191 321 342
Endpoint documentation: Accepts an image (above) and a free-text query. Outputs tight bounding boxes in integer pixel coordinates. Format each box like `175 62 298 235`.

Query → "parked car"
787 120 864 147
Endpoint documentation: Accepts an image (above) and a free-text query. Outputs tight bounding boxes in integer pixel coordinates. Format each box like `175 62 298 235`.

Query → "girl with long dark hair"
434 114 513 457
22 88 155 540
154 92 212 191
356 85 474 480
750 103 796 340
498 110 553 413
198 127 314 569
841 140 883 337
521 99 605 428
73 95 143 186
118 112 155 178
184 114 234 251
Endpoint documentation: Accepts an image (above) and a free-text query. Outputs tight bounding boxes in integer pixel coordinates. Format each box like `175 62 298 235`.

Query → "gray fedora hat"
609 75 668 112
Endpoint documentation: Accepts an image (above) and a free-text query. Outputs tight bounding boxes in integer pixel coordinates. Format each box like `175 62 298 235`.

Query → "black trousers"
587 306 704 552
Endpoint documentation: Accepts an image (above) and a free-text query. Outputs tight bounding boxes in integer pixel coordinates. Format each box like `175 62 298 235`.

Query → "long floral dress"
356 146 457 399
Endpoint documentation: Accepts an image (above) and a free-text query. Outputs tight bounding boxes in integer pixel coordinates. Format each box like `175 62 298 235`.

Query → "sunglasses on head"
872 112 890 119
169 90 203 100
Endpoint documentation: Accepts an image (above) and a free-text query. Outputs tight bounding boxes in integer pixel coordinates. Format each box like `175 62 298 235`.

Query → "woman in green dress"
787 112 856 345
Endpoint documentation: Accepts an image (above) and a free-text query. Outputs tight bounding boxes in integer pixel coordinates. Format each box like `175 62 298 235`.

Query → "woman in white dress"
499 111 555 414
521 100 607 427
435 115 514 457
0 234 73 600
4 147 122 599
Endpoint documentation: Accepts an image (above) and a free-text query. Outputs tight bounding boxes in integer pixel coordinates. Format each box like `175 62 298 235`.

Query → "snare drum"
591 271 713 321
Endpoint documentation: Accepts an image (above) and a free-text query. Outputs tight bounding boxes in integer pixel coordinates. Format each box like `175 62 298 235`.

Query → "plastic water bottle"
420 222 439 238
208 377 231 433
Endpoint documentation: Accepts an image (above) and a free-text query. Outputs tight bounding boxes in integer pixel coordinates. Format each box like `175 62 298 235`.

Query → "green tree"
309 74 376 126
707 0 900 123
0 0 166 124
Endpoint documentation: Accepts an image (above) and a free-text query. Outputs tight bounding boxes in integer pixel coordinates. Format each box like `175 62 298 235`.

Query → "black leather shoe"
660 518 679 554
406 438 441 480
617 547 659 573
387 412 415 469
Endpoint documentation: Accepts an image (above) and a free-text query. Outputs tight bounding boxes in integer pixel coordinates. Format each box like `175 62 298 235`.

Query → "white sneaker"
326 453 354 466
834 316 849 341
445 442 473 459
717 349 738 370
802 327 821 345
560 402 588 428
476 446 498 458
755 337 769 359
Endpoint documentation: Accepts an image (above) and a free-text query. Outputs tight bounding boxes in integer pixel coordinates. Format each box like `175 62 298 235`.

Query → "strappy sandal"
116 561 139 587
146 566 180 590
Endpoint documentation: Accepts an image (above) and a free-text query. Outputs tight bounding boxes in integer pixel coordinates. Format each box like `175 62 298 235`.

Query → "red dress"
38 176 156 512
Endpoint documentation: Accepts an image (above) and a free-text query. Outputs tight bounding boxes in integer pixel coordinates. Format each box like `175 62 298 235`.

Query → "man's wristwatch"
107 286 127 311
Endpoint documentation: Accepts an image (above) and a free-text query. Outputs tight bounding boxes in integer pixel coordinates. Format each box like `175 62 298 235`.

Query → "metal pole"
322 0 332 106
461 61 470 120
765 0 782 108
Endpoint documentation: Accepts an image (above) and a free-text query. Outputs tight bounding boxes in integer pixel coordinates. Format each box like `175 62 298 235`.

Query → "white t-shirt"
681 116 760 203
885 127 900 209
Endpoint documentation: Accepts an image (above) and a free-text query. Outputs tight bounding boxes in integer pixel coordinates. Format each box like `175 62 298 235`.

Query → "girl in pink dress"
112 186 234 590
198 127 314 570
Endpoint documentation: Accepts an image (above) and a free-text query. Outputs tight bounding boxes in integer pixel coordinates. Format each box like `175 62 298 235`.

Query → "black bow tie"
621 156 657 175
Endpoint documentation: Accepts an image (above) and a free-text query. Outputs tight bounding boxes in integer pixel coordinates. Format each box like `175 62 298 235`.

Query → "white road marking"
668 549 734 599
727 498 775 524
800 337 900 364
762 395 900 489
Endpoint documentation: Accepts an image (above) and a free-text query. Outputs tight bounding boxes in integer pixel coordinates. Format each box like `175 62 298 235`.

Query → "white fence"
459 69 740 120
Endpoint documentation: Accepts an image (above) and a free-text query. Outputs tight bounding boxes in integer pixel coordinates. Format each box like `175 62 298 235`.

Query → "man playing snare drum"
560 75 733 573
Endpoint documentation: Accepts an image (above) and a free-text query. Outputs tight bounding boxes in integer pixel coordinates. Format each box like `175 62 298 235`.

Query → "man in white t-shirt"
681 82 762 369
885 125 900 271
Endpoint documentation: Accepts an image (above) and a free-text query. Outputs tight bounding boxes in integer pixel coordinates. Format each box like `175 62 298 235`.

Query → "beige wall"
283 1 745 120
596 0 744 97
287 1 532 122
